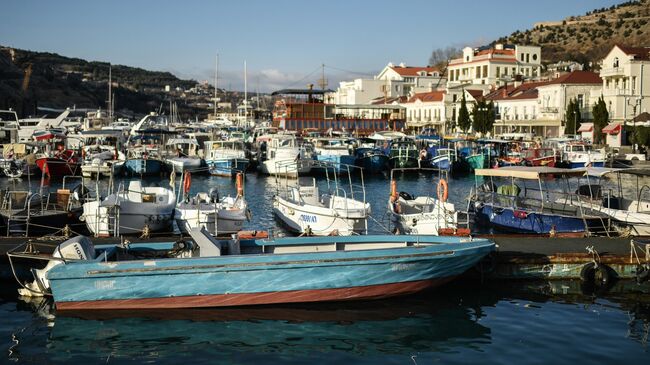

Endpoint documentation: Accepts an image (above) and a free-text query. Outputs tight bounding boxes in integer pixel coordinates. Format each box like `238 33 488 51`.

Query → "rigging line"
323 64 375 76
283 65 323 88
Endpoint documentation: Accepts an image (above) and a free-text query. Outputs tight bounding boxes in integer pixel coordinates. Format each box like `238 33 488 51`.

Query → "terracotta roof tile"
545 71 602 85
390 66 440 77
617 45 650 61
407 91 445 103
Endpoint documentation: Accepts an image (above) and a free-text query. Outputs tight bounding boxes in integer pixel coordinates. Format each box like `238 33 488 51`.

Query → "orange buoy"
437 178 448 202
183 171 192 194
236 172 244 197
390 180 398 202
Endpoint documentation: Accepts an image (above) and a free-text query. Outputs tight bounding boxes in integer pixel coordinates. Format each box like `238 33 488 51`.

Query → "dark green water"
1 172 649 363
1 281 649 364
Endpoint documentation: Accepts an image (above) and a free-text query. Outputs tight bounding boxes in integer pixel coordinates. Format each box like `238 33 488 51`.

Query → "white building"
331 63 445 105
537 71 603 132
403 91 446 132
485 81 545 136
447 44 542 87
599 45 650 125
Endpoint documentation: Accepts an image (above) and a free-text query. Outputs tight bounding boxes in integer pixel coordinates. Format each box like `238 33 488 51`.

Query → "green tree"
457 92 471 133
564 98 582 136
592 96 609 143
471 100 496 135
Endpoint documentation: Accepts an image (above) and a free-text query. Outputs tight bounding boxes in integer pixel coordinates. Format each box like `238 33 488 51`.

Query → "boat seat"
188 227 222 257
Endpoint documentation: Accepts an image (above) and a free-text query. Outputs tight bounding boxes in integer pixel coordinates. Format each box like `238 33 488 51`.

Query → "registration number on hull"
299 214 317 223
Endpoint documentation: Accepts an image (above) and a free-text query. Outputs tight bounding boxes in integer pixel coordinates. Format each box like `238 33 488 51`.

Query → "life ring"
390 180 398 202
437 178 448 202
183 171 192 194
236 172 244 197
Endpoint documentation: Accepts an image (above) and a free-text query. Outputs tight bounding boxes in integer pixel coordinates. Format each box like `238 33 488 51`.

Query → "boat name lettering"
94 280 115 290
299 214 317 223
391 263 418 272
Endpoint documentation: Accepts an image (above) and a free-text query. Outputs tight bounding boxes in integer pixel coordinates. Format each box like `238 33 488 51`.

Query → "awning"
475 166 586 180
602 123 621 135
577 122 593 132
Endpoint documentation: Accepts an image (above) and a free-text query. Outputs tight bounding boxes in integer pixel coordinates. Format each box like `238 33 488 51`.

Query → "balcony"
540 107 559 114
600 67 627 77
603 88 635 97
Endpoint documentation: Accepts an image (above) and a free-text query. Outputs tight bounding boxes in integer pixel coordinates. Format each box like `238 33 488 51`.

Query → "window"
512 67 516 75
496 67 501 77
526 54 529 63
483 65 488 78
521 54 525 61
476 66 481 78
504 67 508 75
613 57 619 68
532 54 538 61
577 94 584 108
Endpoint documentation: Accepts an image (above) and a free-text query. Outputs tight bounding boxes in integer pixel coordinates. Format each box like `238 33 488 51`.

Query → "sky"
1 0 627 92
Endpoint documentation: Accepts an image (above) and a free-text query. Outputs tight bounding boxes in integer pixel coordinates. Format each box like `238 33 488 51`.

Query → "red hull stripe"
55 277 456 311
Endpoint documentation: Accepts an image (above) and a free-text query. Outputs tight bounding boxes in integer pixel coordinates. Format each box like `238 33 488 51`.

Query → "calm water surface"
1 171 650 363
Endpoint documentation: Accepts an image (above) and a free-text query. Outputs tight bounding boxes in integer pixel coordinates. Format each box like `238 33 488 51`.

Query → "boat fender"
580 262 615 286
390 180 398 202
437 179 448 203
236 173 244 197
183 171 192 194
412 218 417 226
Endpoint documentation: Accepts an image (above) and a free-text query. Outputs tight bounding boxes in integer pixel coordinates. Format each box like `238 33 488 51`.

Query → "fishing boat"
0 178 91 236
567 167 650 236
560 141 605 168
521 147 556 167
8 231 495 310
273 162 370 236
310 137 356 174
78 130 127 178
470 166 609 236
204 140 249 177
354 147 389 174
389 139 419 169
174 172 249 236
0 142 40 178
387 173 460 235
124 146 164 176
81 180 176 237
33 130 81 178
257 134 311 177
165 137 204 174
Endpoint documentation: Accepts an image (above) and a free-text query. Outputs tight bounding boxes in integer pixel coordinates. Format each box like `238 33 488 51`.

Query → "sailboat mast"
213 54 218 118
108 64 112 119
244 60 248 124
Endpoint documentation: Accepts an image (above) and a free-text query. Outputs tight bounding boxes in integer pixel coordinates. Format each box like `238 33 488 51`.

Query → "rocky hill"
495 0 650 68
0 46 207 118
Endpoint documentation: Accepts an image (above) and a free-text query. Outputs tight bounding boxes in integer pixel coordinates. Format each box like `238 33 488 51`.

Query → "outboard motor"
18 236 95 297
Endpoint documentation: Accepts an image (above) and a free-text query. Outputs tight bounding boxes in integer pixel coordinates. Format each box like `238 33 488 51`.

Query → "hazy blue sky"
1 0 625 91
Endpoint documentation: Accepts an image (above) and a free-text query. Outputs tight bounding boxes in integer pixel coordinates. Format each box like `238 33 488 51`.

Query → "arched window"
613 57 619 68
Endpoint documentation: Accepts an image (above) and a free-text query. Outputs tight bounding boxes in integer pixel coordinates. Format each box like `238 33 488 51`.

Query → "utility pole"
213 54 218 118
108 64 112 119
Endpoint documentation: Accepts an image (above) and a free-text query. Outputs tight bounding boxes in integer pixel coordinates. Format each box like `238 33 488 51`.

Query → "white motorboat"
82 180 176 237
174 172 249 236
204 140 249 177
80 145 125 178
273 164 370 236
165 137 204 173
386 177 459 235
257 134 311 177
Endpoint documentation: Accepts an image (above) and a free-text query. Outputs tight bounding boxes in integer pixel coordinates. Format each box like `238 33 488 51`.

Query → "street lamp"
573 109 578 137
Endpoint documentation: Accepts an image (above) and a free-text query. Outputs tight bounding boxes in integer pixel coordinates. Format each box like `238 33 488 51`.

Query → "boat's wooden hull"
47 236 495 310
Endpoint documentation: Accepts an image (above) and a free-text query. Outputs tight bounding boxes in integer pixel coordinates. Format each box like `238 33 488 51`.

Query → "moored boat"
9 231 496 310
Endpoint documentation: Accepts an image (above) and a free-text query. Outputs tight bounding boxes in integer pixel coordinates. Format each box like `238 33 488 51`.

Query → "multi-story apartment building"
599 45 650 124
403 91 446 132
447 44 542 87
331 63 444 105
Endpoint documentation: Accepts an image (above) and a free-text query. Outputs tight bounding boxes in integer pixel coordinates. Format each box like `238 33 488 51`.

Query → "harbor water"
1 172 649 363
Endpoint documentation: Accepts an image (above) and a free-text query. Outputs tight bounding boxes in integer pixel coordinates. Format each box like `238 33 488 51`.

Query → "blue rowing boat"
11 231 495 310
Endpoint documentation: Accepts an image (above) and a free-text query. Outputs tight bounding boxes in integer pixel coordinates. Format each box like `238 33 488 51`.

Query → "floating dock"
1 235 649 286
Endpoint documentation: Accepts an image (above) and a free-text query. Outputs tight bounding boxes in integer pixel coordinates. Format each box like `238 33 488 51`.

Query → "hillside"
0 46 208 118
495 0 650 68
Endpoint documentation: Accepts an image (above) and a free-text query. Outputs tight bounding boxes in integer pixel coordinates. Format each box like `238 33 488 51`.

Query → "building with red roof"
448 44 542 88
